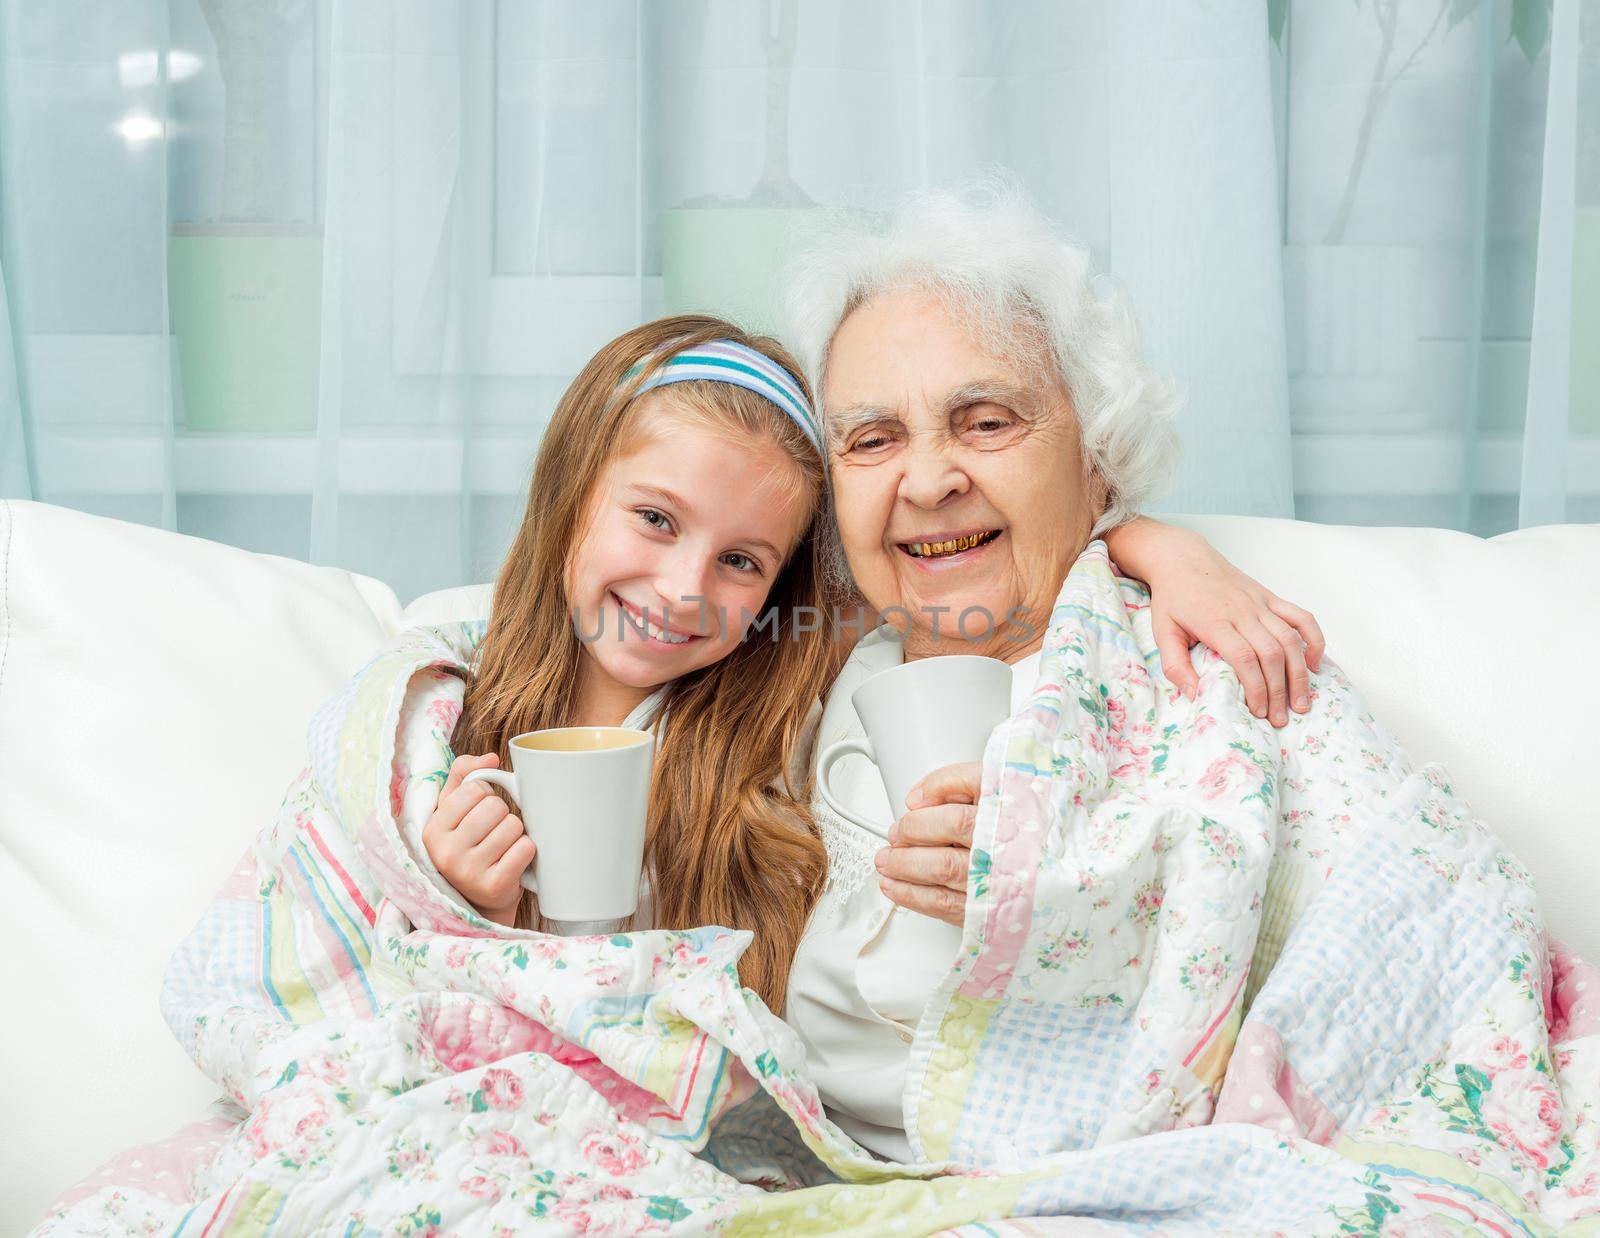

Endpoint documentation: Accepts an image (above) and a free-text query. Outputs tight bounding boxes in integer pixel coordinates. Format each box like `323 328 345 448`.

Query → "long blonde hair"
453 315 838 1011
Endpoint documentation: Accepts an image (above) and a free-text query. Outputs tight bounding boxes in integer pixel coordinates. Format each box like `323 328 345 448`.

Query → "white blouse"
784 626 1041 1162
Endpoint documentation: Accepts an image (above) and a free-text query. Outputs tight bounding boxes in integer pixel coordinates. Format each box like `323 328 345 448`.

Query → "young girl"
430 316 837 1012
419 314 1320 1014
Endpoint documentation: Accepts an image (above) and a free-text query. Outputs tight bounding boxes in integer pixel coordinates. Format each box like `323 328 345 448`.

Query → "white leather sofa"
1 497 1595 1232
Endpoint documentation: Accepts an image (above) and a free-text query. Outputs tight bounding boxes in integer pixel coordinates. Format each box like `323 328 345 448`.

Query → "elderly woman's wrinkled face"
824 288 1105 662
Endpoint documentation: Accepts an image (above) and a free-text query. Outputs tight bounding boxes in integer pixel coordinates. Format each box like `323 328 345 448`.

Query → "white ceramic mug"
463 726 653 921
816 655 1013 838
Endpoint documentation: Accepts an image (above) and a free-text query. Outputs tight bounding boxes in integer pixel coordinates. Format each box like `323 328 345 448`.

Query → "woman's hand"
875 762 982 927
421 753 534 927
1103 518 1325 727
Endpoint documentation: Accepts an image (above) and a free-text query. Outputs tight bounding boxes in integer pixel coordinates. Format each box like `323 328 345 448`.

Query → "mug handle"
816 737 892 838
461 768 539 894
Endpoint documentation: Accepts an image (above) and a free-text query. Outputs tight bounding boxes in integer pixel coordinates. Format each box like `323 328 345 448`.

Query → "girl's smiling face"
565 398 814 692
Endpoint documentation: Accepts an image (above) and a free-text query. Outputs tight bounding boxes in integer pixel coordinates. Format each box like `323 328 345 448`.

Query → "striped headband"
623 339 821 451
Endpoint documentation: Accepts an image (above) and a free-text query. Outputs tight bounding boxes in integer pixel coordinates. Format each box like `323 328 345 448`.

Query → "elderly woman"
779 182 1321 1160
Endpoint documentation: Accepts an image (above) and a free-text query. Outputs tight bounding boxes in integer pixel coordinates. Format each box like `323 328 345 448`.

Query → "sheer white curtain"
1275 0 1595 533
0 0 1590 602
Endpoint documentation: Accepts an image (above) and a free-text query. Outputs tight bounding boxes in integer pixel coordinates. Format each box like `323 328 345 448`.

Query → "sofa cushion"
401 582 493 628
0 500 406 1230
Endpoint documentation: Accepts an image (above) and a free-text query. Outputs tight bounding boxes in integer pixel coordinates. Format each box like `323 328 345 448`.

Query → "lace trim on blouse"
815 798 881 908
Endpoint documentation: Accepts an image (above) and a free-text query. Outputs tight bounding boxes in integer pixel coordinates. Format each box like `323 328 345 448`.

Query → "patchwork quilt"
34 542 1599 1235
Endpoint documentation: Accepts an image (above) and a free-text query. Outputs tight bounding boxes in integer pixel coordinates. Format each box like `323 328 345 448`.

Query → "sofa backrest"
1171 513 1595 952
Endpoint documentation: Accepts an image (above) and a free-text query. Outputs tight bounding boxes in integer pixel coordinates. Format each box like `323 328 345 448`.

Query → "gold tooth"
912 536 1008 556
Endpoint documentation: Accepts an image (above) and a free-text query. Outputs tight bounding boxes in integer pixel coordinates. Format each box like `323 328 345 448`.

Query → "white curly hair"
780 174 1182 542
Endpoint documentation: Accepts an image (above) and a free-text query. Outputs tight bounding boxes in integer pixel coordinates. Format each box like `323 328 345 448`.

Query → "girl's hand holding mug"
421 753 535 927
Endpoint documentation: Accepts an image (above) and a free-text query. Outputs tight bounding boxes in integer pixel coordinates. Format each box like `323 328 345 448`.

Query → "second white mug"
816 654 1013 839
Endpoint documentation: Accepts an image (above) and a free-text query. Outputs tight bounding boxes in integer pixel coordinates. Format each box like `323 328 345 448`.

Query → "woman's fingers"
1219 628 1271 720
1154 617 1199 701
1235 615 1290 726
876 841 969 890
878 875 965 927
1260 595 1324 674
904 761 982 812
881 780 981 926
887 802 976 849
1261 611 1311 713
1268 596 1326 673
